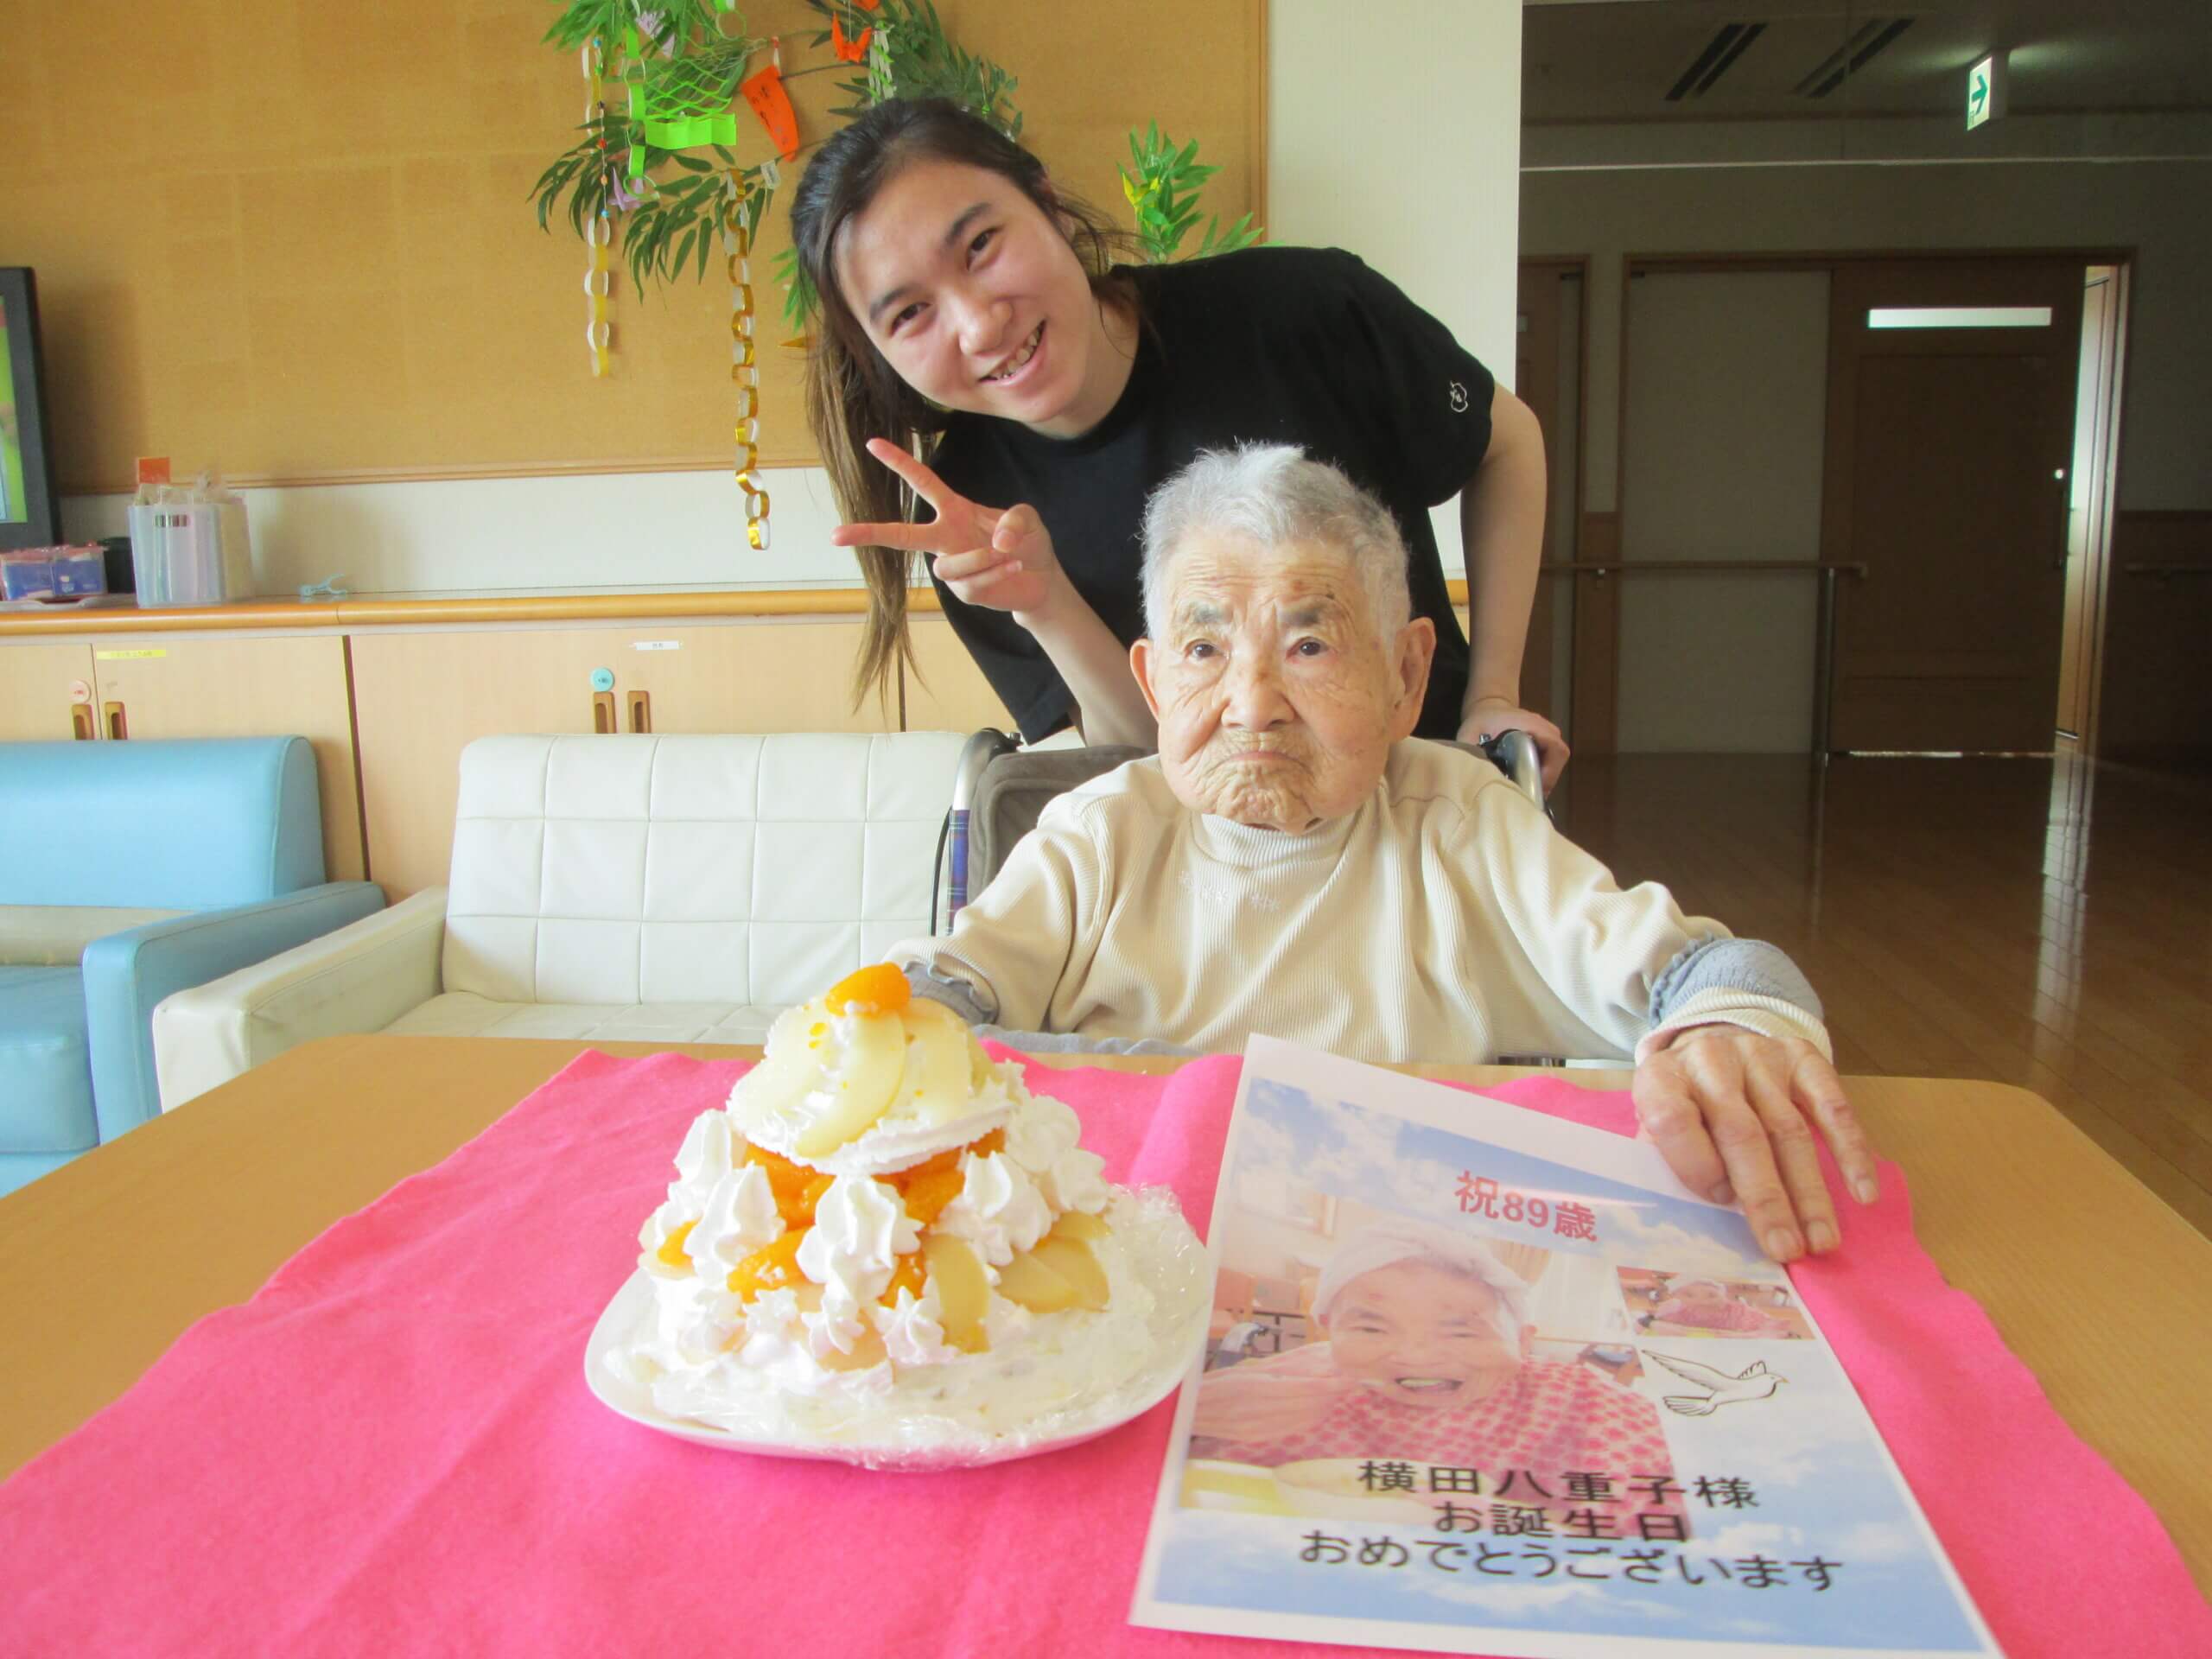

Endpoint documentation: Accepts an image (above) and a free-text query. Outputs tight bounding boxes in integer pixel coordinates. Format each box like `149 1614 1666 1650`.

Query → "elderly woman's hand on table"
1631 1025 1880 1263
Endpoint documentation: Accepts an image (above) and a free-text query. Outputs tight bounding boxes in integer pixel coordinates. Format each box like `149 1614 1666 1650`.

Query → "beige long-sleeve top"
891 741 1830 1065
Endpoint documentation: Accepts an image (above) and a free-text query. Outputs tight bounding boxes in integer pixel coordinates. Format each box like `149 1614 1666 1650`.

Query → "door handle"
627 690 652 734
591 690 617 734
104 700 129 741
71 704 96 741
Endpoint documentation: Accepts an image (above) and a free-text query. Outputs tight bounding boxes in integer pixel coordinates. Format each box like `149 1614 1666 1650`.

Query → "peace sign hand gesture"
828 437 1059 619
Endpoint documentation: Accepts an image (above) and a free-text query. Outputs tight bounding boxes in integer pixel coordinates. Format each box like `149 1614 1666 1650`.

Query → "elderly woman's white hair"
1312 1217 1529 1346
1139 443 1414 644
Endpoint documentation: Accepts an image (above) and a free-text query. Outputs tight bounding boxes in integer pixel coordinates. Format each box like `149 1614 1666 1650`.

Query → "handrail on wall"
1537 559 1867 577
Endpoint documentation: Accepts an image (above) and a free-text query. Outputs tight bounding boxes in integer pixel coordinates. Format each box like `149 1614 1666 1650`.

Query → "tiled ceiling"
1522 0 2212 123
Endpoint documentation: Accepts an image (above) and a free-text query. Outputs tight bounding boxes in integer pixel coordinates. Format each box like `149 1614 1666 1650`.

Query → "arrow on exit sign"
1967 53 2005 130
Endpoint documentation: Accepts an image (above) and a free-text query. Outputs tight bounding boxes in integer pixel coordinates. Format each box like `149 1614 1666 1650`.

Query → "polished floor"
1548 752 2212 1241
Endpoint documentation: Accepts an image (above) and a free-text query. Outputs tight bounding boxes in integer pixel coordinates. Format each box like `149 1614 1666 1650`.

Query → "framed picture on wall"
0 268 65 553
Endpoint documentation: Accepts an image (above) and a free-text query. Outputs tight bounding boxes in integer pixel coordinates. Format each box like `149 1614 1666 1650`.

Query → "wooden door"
86 633 365 882
1821 259 2085 752
0 641 97 741
349 620 884 899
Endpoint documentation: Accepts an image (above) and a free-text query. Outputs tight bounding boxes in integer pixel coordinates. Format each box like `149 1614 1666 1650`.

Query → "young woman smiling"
791 99 1563 780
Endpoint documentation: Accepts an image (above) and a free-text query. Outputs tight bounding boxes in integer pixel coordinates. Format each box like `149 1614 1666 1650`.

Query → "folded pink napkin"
0 1052 2201 1657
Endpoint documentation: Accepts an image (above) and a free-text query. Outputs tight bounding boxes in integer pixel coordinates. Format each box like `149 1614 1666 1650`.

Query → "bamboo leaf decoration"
529 3 1255 348
1120 121 1262 265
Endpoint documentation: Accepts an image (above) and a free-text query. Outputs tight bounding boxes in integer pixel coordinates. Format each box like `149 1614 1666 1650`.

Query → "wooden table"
5 1033 2209 1594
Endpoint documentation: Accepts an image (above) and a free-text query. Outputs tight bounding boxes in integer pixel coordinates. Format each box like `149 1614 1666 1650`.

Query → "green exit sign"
1967 54 2006 130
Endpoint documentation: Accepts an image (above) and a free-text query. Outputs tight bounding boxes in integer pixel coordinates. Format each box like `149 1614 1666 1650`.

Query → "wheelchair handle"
1478 728 1546 809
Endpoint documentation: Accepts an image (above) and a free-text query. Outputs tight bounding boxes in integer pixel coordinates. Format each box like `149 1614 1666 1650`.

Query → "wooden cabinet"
5 603 1007 905
85 633 365 883
349 619 885 899
0 641 97 741
0 632 365 882
899 614 1016 735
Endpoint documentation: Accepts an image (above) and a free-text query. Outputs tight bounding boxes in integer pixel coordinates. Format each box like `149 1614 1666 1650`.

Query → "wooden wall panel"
2 0 1264 493
900 614 1016 735
2100 511 2212 763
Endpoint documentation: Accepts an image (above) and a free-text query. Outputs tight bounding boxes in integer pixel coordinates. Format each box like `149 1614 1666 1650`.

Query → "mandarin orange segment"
656 1219 697 1270
879 1251 927 1306
826 963 911 1015
744 1143 812 1198
894 1128 1003 1192
745 1144 831 1224
726 1230 807 1300
893 1144 962 1188
901 1164 967 1227
791 1172 836 1226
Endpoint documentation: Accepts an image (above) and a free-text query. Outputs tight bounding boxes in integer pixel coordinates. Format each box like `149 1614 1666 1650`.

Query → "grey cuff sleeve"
903 963 997 1026
1649 938 1824 1026
975 1025 1204 1058
902 964 1200 1058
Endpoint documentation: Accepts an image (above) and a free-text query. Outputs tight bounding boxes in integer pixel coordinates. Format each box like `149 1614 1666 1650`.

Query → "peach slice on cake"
921 1233 990 1352
791 1001 907 1157
893 995 983 1128
993 1249 1083 1316
1028 1233 1109 1312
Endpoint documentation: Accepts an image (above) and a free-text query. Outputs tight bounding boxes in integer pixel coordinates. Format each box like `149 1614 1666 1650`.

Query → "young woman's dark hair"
790 98 1139 709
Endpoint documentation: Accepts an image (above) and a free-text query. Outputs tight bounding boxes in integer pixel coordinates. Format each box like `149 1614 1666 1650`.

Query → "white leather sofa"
152 731 969 1111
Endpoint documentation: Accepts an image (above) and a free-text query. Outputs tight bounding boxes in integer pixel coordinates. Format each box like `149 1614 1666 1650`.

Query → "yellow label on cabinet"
95 649 168 659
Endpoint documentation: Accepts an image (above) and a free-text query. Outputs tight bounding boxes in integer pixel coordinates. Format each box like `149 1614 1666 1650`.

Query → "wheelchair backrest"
959 730 1544 916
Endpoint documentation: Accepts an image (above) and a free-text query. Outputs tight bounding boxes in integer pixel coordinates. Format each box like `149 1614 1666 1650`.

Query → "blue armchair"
0 737 385 1196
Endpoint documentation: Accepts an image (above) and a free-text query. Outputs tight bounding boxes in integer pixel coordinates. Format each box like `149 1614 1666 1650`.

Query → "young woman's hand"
1192 1341 1357 1443
1631 1026 1879 1263
1459 698 1570 791
829 438 1060 618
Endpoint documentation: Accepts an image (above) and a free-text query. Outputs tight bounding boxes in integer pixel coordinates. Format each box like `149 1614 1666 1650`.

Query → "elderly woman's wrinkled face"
1131 533 1433 832
1325 1260 1526 1411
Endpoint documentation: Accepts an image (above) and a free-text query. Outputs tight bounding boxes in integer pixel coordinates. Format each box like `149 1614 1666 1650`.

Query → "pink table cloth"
1 1052 2203 1657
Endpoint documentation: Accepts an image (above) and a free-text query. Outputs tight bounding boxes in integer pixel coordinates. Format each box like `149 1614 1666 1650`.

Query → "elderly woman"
891 443 1877 1261
1192 1221 1678 1531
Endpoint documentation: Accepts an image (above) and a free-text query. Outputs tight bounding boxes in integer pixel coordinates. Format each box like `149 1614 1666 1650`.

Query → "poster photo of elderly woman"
1619 1266 1815 1340
1184 1193 1686 1537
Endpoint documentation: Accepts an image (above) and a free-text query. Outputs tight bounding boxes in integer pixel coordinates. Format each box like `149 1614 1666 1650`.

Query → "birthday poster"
1130 1037 2000 1658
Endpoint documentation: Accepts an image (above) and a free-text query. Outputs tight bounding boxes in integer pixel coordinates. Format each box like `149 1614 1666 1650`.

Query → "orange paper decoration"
741 63 800 160
831 16 873 62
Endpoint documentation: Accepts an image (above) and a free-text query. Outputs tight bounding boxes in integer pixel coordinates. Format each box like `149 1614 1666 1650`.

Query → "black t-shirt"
926 245 1497 742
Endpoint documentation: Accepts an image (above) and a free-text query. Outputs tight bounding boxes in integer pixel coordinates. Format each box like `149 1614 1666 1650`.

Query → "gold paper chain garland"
582 37 613 377
724 168 769 550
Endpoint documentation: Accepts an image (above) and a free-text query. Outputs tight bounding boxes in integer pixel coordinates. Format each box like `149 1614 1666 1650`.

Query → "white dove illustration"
1645 1351 1788 1416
